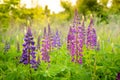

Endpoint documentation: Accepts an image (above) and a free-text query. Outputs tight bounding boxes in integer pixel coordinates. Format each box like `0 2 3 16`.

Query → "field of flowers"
0 10 120 80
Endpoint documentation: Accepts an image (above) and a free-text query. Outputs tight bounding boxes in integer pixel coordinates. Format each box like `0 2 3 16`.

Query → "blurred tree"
76 0 110 24
100 0 109 6
76 0 100 15
111 0 120 14
60 0 74 20
44 5 50 18
0 0 20 30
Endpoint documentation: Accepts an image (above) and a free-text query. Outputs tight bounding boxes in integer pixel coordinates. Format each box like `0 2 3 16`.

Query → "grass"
0 16 120 80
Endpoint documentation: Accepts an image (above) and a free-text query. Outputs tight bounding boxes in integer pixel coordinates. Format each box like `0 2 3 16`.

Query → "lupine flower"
116 72 120 80
86 17 97 49
47 24 53 50
52 30 61 48
81 16 85 44
41 34 50 62
73 9 80 26
20 27 37 69
41 27 51 62
67 10 84 64
67 27 76 61
4 41 10 54
77 26 84 64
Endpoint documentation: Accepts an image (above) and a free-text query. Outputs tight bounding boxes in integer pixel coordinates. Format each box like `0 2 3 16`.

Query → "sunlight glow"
20 0 76 13
38 0 64 13
0 0 4 4
107 0 112 8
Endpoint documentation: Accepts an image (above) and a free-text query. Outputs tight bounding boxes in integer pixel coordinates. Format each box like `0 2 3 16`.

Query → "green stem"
93 53 96 80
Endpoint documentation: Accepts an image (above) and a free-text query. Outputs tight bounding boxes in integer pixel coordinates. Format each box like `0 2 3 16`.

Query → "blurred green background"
0 0 120 43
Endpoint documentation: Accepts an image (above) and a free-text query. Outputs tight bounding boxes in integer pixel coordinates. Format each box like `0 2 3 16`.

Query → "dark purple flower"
116 72 120 80
20 27 37 69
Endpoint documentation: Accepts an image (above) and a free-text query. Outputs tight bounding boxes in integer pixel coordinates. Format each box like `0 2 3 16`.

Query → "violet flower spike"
20 27 37 69
47 24 53 50
67 10 84 64
41 35 50 63
86 17 97 49
52 30 61 48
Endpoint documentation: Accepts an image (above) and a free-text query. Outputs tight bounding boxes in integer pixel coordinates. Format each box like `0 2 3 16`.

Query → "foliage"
0 0 120 80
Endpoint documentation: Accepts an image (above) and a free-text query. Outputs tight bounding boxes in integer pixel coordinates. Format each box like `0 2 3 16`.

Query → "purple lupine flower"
116 72 120 80
41 34 50 62
77 26 84 64
67 27 72 50
47 24 53 50
67 27 75 55
73 9 80 26
67 10 84 64
52 30 61 48
92 28 97 47
81 16 85 44
86 17 97 49
20 27 37 69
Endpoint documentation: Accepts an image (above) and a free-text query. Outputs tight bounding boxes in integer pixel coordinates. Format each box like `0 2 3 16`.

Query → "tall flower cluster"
67 27 76 61
41 27 51 62
67 10 84 64
86 17 97 49
41 25 61 62
20 27 37 69
81 16 85 44
52 30 61 48
67 10 98 64
48 24 53 50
